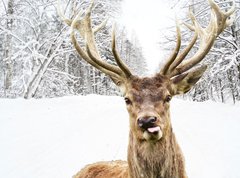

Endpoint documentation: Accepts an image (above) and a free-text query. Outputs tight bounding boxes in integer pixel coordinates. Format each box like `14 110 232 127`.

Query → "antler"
161 0 235 78
57 0 132 85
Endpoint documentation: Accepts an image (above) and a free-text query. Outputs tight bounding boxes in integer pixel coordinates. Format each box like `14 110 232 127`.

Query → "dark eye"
124 97 132 105
165 95 172 103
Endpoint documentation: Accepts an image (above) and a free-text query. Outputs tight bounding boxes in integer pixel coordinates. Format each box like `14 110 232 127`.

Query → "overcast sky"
119 0 186 74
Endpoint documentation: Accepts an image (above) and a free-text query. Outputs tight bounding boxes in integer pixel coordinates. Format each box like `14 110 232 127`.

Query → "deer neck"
127 127 183 178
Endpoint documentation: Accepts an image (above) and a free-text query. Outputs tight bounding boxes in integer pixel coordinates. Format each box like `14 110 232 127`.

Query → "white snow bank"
0 95 239 178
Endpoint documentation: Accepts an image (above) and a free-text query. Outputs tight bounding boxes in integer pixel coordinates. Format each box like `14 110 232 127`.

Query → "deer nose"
137 116 157 129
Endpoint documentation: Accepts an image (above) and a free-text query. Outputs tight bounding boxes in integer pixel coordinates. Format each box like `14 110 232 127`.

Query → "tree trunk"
218 78 225 103
24 41 62 99
227 70 236 104
4 0 14 96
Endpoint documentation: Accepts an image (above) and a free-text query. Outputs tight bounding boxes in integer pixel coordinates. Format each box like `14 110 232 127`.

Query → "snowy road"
0 95 240 178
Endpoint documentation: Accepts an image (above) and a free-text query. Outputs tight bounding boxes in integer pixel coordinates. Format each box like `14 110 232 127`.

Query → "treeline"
0 0 147 98
161 0 240 103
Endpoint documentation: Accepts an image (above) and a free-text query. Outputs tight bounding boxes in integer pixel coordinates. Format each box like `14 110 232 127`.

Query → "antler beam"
58 0 132 85
161 0 235 78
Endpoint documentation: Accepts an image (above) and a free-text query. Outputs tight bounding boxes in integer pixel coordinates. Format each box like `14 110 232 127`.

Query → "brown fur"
74 75 189 178
73 161 128 178
127 128 187 178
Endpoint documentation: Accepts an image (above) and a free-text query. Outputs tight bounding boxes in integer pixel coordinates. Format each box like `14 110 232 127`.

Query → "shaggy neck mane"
127 127 185 178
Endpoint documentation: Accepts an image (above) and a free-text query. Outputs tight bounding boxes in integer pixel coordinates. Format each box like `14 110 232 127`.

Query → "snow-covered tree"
0 0 147 98
160 0 240 103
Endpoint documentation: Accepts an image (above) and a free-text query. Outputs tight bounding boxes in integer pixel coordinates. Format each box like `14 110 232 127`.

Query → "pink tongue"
147 126 160 133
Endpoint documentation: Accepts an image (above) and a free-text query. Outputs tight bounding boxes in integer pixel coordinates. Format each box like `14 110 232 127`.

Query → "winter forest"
0 0 239 103
1 1 240 178
0 0 147 99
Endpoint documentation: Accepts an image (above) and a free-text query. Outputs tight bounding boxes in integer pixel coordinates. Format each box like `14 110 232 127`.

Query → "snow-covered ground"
0 95 240 178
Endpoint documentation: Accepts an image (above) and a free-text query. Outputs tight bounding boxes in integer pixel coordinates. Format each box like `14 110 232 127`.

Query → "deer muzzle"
137 116 163 141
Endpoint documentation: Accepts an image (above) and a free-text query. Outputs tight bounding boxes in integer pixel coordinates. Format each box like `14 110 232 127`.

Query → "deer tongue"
147 126 160 133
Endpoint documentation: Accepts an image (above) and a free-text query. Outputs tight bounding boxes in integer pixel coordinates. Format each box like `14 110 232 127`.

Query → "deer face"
122 70 208 142
122 75 173 142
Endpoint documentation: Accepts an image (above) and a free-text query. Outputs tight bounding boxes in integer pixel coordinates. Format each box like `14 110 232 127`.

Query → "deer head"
58 0 235 142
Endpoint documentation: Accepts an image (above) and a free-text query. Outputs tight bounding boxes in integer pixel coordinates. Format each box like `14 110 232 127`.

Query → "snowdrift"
0 95 239 178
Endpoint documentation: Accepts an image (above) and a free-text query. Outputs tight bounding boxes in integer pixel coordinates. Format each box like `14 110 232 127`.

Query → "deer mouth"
147 126 160 134
143 126 163 141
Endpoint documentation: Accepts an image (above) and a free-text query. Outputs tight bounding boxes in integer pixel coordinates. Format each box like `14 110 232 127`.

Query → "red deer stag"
58 0 235 177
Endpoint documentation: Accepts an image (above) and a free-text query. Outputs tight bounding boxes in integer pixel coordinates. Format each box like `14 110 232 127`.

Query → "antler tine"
93 19 108 34
57 0 72 26
112 25 132 78
70 12 121 81
82 2 132 78
81 1 131 78
85 44 122 76
168 9 198 72
224 0 235 16
161 19 181 75
168 0 235 77
57 0 97 32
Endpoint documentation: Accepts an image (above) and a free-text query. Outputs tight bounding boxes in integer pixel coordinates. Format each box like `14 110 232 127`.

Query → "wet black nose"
137 116 157 129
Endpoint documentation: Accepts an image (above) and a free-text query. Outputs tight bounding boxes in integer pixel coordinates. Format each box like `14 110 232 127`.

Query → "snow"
0 95 240 178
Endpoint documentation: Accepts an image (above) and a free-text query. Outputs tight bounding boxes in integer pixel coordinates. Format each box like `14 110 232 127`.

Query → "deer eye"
124 97 132 105
165 95 172 103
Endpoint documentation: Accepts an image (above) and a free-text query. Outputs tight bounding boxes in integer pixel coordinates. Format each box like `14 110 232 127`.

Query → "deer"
58 0 235 177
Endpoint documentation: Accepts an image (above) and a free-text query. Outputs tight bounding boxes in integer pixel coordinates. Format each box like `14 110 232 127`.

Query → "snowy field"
0 95 240 178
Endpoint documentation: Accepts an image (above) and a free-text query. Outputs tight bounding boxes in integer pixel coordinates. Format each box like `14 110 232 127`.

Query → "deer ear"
171 65 207 95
